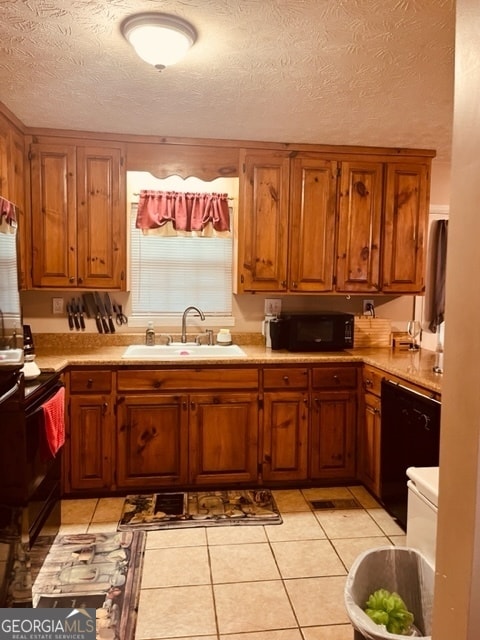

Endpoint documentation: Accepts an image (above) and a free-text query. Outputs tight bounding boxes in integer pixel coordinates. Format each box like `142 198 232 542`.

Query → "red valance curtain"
136 190 231 237
0 196 17 235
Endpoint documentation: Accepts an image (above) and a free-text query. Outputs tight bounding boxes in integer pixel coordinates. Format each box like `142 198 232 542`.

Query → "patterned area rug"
32 531 145 640
118 489 283 531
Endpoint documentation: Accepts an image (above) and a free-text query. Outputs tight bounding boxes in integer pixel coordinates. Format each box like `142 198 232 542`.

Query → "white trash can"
344 546 434 640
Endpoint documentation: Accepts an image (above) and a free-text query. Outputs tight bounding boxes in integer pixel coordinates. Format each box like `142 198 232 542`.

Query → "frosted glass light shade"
121 13 196 69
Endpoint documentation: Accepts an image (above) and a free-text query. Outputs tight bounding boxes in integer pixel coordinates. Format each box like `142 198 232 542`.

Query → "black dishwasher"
380 379 441 530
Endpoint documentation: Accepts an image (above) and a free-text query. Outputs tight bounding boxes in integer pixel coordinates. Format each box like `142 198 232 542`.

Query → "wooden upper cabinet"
336 161 383 292
30 142 126 289
289 156 337 292
76 145 126 288
237 150 290 292
30 143 77 288
382 162 429 293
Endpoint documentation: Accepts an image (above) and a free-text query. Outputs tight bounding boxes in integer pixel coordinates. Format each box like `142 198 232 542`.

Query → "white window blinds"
129 204 233 318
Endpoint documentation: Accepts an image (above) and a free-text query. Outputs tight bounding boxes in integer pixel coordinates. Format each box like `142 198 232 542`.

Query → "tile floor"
59 485 406 640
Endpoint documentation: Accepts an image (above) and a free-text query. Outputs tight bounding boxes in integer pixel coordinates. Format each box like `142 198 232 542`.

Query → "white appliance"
406 466 439 569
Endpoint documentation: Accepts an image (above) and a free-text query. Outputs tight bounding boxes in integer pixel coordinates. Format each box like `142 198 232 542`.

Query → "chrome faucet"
181 306 205 343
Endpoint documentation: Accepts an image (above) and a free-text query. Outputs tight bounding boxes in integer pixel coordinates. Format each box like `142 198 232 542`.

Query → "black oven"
0 370 63 607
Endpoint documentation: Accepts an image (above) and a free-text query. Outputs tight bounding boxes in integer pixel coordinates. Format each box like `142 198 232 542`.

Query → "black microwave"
269 312 354 352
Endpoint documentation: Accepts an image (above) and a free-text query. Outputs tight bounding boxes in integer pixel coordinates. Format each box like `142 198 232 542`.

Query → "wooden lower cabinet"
68 394 114 491
116 394 188 489
263 391 309 482
358 391 381 496
310 390 357 480
189 393 259 485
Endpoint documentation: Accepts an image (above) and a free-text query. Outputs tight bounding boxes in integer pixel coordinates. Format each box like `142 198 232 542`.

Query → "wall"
432 1 480 636
21 161 451 344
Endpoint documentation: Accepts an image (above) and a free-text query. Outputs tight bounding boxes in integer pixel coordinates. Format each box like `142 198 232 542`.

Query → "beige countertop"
33 333 443 394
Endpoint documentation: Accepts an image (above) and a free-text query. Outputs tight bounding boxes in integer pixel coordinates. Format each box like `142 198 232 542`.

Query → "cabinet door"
30 143 77 287
76 145 126 289
289 156 337 292
358 392 381 496
382 162 429 293
68 395 113 491
336 161 383 292
263 391 308 481
189 392 258 485
116 394 188 489
238 150 290 292
310 390 357 480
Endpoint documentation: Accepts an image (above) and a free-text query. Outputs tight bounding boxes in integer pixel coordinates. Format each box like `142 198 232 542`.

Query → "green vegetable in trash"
364 588 414 635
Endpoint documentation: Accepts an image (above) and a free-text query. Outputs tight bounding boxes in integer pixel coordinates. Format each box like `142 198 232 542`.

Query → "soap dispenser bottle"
145 321 155 346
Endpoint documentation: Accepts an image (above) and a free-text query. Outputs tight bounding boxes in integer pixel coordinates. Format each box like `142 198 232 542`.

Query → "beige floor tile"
389 534 407 546
135 585 216 639
207 524 267 545
214 580 297 634
348 485 382 509
367 508 405 536
220 630 303 640
87 521 118 533
272 539 347 579
332 536 391 570
141 546 211 588
272 489 310 512
61 498 98 524
314 510 384 539
210 542 280 583
301 487 354 502
265 511 326 542
146 527 207 549
58 523 89 536
285 576 349 626
302 624 354 640
91 496 125 522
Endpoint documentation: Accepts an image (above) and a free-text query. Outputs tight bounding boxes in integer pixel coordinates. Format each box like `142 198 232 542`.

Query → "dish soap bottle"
145 321 155 346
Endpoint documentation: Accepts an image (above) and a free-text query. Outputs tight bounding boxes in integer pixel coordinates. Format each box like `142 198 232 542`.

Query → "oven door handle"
0 378 21 407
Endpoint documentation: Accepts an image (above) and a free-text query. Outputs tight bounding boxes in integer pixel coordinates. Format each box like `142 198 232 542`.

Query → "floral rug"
118 489 282 531
32 530 145 640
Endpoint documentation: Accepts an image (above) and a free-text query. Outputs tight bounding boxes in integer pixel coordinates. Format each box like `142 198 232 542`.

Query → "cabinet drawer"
69 370 112 393
312 366 357 389
117 368 259 391
362 366 384 396
263 367 309 389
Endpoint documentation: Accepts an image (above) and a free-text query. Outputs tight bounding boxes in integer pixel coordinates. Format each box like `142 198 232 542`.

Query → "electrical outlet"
363 299 374 315
52 297 64 315
264 298 282 316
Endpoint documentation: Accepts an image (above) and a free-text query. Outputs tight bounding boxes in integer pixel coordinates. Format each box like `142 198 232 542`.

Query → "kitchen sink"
122 343 246 360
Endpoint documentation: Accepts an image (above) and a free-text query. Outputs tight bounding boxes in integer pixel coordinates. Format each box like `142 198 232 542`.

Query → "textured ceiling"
0 0 455 160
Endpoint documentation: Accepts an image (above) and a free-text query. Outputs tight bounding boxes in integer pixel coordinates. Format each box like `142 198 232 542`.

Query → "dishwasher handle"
384 379 441 406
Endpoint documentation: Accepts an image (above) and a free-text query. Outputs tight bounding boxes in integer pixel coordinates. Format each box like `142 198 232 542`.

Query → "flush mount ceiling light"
121 13 197 70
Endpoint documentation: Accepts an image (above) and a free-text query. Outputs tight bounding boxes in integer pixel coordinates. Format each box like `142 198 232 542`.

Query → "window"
127 174 238 326
130 203 233 320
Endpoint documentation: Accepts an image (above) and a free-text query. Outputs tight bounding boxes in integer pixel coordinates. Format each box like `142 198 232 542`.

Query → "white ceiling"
0 0 455 161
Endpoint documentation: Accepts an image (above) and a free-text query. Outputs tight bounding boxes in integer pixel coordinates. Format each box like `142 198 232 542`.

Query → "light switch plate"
52 297 64 315
264 298 282 315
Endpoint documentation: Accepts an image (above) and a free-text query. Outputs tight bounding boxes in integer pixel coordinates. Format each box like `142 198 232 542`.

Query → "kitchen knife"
71 297 80 330
83 293 103 333
66 303 74 330
77 297 85 330
104 293 116 333
94 292 110 333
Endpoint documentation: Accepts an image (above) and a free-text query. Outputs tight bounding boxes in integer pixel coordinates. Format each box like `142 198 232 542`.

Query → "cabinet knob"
283 375 289 383
102 402 108 415
333 375 340 383
364 378 373 388
69 276 75 283
291 281 298 288
78 277 83 284
281 280 287 288
87 378 93 388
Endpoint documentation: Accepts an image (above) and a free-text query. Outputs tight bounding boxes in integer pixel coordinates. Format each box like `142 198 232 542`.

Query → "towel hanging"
428 219 448 333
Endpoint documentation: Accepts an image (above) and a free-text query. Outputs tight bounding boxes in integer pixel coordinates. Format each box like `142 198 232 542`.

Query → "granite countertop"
32 333 443 393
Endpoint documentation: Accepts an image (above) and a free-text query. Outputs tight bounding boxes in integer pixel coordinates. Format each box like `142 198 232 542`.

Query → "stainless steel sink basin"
122 343 246 360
